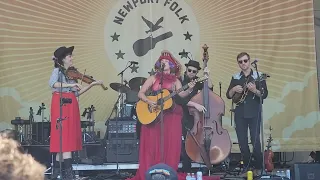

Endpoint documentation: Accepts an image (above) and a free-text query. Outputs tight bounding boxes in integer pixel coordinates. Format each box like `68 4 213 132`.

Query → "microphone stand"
106 62 133 179
159 64 165 162
56 66 72 180
251 62 272 179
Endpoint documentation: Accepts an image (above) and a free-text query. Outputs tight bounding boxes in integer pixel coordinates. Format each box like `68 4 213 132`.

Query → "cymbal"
109 83 130 93
129 77 147 90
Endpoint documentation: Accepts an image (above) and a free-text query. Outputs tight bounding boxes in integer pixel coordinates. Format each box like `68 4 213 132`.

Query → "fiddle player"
226 52 268 174
49 46 103 179
179 60 213 173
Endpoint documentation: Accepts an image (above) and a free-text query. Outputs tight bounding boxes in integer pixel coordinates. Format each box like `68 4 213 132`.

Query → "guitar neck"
162 84 188 102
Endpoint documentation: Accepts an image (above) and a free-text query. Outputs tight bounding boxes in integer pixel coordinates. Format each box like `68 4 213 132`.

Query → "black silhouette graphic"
133 16 173 57
142 16 164 34
130 64 139 73
179 49 188 59
115 50 125 59
148 68 156 76
133 32 173 57
111 32 120 42
183 31 192 41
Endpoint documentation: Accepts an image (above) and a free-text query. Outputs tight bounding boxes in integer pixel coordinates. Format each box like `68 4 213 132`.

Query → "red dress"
128 74 220 180
128 74 182 180
49 92 82 152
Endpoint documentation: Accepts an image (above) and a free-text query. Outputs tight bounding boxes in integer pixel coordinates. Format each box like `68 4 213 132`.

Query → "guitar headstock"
90 105 96 111
29 107 34 115
260 73 270 81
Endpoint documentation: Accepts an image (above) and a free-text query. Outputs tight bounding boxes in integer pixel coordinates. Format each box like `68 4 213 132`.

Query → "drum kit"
107 77 147 120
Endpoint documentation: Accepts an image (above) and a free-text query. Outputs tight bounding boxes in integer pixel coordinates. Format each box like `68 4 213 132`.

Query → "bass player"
226 52 268 174
179 60 213 173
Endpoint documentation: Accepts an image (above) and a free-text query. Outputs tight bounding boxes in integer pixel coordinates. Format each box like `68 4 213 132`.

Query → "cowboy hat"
53 46 74 60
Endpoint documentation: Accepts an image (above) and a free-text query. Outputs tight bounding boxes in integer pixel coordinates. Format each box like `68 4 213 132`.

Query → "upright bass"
185 45 232 168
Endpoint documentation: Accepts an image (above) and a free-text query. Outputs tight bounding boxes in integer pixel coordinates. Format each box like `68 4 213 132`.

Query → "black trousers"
234 115 263 169
181 126 192 172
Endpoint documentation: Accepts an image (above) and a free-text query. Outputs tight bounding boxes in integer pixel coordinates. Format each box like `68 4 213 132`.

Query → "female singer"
129 50 196 180
48 46 102 179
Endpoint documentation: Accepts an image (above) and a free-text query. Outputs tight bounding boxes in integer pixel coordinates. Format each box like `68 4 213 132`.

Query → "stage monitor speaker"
292 163 320 180
105 139 139 163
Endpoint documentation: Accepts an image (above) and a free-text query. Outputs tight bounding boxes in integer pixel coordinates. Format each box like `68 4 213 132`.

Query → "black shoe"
63 167 76 180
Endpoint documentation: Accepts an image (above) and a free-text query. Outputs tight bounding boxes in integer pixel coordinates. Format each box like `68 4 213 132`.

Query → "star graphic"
130 64 139 73
111 32 120 42
183 31 192 41
148 68 156 76
179 49 188 59
115 50 125 59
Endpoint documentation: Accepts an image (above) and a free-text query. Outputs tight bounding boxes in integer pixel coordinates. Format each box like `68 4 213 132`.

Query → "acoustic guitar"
136 75 208 125
232 73 269 105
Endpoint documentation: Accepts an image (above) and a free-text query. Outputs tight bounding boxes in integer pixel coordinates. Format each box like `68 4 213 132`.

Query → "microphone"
130 61 139 64
160 63 165 71
178 52 189 55
251 59 258 65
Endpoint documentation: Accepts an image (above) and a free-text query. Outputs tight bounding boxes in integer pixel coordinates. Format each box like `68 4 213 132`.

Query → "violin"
185 44 232 169
65 66 108 90
264 126 274 172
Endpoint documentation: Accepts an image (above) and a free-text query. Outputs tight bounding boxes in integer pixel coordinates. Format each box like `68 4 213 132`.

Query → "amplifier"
105 139 139 163
292 163 320 180
105 117 138 139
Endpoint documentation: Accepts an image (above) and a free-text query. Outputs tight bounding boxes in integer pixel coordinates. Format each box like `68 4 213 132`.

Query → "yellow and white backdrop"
1 0 319 152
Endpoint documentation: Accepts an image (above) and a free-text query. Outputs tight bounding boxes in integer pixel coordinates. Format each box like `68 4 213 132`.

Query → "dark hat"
53 46 74 60
185 60 201 70
145 163 178 180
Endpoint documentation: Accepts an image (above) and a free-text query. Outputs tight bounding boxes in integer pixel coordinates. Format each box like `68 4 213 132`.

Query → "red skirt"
128 105 183 180
127 104 220 180
49 92 82 152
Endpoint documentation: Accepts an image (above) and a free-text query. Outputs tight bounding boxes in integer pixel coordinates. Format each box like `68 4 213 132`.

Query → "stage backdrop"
0 0 319 152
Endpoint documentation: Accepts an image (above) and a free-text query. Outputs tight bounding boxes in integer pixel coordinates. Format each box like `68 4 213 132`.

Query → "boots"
63 158 76 180
51 161 64 180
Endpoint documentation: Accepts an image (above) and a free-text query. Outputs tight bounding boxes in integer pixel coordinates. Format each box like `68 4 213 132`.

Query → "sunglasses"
238 59 249 64
187 69 197 73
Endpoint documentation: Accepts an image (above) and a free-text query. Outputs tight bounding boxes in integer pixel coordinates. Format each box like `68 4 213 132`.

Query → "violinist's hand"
90 80 103 86
193 103 206 113
232 85 243 93
70 83 82 90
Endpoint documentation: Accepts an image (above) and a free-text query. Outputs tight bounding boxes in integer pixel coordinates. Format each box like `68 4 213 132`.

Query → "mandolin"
136 75 208 125
232 73 269 105
264 126 274 172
